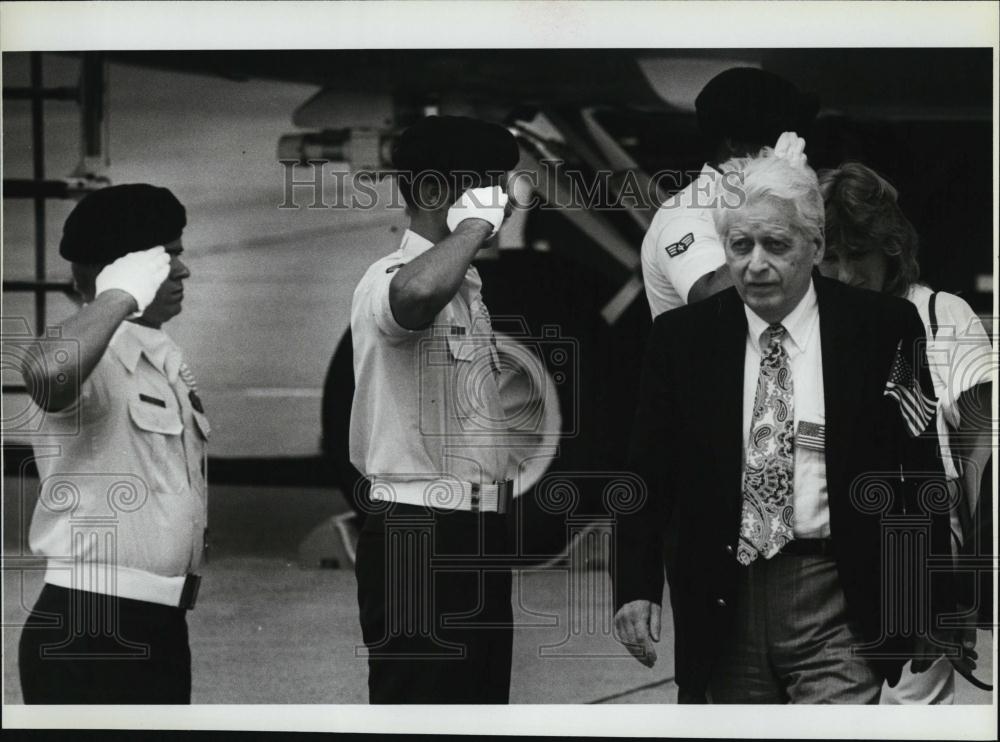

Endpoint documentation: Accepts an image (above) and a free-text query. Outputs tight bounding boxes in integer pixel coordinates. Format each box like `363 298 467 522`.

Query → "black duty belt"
778 539 835 557
179 574 202 610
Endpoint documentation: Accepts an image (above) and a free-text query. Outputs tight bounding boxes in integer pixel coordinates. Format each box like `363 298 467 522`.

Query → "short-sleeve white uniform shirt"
349 229 510 488
28 322 210 581
640 164 728 317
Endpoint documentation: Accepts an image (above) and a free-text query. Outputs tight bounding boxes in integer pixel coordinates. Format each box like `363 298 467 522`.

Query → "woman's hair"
714 148 825 248
818 162 920 296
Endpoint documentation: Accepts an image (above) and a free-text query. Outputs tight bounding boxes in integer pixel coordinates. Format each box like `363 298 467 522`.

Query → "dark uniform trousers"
19 584 191 704
355 502 513 703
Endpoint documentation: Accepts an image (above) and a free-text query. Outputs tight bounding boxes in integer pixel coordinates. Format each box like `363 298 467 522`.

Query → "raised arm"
389 220 494 331
22 247 170 412
389 186 507 331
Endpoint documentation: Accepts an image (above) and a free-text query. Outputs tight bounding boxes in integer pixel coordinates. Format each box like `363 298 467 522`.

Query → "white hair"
714 148 824 246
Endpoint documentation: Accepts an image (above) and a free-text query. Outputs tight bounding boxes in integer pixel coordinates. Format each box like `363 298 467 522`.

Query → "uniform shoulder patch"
665 232 695 258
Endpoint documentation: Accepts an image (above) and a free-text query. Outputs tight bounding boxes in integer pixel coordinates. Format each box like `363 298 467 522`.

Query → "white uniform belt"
370 478 513 513
44 563 201 610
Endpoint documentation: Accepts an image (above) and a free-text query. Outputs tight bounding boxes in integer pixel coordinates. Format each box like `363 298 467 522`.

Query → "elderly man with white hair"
611 146 960 703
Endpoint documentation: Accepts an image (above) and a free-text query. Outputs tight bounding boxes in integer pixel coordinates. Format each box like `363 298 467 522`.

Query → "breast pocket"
127 397 185 493
446 331 502 423
446 331 477 362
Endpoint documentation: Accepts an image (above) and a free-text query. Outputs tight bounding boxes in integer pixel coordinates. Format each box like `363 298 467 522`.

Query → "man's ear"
812 238 825 266
417 177 450 211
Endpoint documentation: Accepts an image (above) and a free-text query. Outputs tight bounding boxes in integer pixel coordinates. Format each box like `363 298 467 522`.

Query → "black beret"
696 67 820 148
59 183 187 265
392 115 519 177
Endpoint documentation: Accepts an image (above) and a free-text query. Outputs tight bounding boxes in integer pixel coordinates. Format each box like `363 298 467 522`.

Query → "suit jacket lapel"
816 277 866 507
709 289 748 530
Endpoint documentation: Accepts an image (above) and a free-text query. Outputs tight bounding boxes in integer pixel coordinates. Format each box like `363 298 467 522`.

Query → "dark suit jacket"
614 276 952 695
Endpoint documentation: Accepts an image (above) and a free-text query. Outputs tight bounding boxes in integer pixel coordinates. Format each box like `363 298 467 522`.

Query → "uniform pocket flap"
446 332 479 362
128 398 183 435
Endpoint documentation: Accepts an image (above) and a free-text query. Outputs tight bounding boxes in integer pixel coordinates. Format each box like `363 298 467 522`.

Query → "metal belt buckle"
496 479 513 514
179 574 201 610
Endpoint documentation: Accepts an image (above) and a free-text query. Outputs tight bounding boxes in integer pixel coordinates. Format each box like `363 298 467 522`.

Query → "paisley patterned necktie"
737 323 795 566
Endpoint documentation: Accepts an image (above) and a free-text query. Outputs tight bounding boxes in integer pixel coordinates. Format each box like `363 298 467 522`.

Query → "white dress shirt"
742 281 829 538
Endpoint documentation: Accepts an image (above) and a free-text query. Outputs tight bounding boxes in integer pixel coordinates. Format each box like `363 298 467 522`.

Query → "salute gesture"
446 185 509 237
96 245 172 314
773 131 808 168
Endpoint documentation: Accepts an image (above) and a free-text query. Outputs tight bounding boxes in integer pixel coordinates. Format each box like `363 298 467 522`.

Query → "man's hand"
614 599 661 668
446 186 509 237
910 620 993 691
947 625 980 685
911 625 980 684
773 131 807 169
95 246 171 313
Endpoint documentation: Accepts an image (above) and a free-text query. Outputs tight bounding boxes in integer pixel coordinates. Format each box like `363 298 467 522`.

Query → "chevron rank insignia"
665 232 695 258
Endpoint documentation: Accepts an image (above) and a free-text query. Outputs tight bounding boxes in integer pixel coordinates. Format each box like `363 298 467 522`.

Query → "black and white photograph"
1 1 996 738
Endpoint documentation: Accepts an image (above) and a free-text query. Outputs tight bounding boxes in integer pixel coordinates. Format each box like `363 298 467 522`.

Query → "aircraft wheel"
321 238 650 564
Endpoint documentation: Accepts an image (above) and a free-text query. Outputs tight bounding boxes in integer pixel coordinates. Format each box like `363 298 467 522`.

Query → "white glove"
95 246 171 314
773 131 807 169
446 186 509 237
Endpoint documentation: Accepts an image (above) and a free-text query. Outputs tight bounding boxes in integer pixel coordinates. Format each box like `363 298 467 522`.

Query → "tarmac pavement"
3 554 675 704
2 480 992 705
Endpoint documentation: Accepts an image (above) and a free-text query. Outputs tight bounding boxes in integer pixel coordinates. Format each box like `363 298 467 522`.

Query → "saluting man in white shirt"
640 67 819 317
18 184 208 704
350 116 521 703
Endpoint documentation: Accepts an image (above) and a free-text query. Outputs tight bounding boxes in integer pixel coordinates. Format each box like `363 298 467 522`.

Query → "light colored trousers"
881 658 955 704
